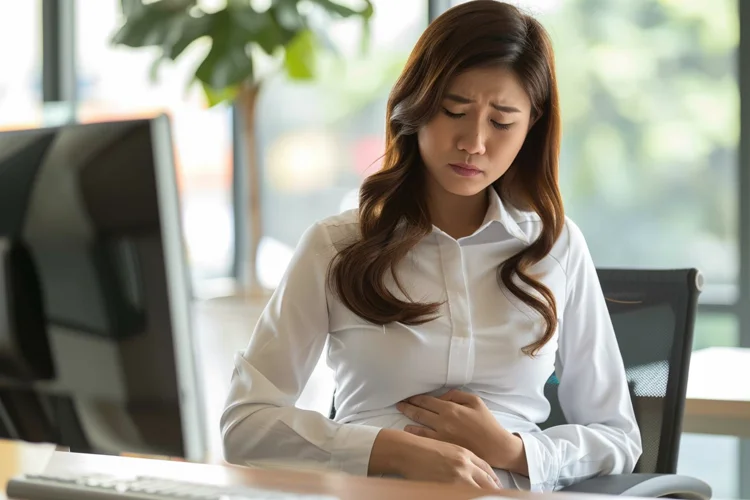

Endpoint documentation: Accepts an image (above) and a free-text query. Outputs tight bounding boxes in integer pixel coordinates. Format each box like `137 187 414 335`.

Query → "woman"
221 0 642 492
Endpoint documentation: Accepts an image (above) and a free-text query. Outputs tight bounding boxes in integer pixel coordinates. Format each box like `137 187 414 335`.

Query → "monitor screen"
0 117 205 461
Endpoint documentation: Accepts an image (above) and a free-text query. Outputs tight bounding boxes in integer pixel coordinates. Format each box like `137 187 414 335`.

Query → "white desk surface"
684 347 750 437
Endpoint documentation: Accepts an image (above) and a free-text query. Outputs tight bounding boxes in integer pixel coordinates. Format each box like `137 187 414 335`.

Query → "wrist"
488 431 528 475
505 433 529 476
368 429 418 476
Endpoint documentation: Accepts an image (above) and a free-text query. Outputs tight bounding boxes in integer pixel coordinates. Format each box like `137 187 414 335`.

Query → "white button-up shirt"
221 189 642 492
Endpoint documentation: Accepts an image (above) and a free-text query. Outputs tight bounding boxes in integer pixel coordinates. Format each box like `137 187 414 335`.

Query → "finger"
405 394 452 414
396 402 440 429
472 467 500 490
440 389 482 408
466 477 483 489
403 425 439 439
470 456 501 489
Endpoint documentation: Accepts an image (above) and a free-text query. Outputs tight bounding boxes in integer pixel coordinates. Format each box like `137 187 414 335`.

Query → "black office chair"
545 268 711 499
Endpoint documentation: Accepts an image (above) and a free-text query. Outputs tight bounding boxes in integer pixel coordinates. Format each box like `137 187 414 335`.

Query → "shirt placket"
438 236 474 387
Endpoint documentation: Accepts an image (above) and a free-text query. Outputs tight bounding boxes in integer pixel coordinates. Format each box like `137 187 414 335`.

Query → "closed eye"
492 121 512 130
442 108 512 131
442 108 464 118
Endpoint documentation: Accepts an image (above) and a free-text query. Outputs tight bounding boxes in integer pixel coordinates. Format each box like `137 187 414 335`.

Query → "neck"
427 184 489 240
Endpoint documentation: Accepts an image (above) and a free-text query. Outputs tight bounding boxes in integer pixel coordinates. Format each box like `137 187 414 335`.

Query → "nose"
456 121 486 156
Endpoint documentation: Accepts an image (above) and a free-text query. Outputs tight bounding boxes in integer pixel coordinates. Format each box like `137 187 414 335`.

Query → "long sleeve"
220 222 382 475
514 220 643 492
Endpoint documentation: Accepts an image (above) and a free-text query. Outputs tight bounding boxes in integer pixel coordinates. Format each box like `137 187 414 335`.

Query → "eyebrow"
444 93 522 113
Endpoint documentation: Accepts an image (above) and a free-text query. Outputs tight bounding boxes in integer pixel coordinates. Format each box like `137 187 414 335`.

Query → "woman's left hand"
396 389 528 475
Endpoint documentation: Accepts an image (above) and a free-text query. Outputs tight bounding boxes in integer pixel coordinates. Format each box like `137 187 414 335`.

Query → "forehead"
446 66 530 107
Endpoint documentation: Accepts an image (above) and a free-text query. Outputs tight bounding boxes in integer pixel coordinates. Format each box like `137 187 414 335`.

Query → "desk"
684 347 750 438
0 440 56 500
0 439 632 500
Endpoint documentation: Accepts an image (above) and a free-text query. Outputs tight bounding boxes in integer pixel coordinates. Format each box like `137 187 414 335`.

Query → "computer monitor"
0 116 206 462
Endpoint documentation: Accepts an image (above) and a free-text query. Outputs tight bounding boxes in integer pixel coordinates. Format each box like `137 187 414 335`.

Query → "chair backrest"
541 268 702 475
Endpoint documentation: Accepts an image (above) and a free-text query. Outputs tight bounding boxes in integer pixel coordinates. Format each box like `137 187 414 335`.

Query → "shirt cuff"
512 432 558 492
330 424 382 476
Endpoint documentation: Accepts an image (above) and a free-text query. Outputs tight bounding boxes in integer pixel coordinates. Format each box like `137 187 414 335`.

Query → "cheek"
511 129 529 155
490 129 528 164
418 123 449 162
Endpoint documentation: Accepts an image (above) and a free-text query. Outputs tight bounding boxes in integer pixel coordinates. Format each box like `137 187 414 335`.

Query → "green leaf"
284 29 318 79
308 0 365 18
274 1 306 31
201 81 240 107
114 0 376 101
254 8 297 55
112 3 190 48
162 14 212 60
232 5 272 33
111 11 169 47
362 0 374 19
253 29 284 56
195 11 255 89
119 0 145 18
196 44 254 89
307 0 373 55
230 5 282 55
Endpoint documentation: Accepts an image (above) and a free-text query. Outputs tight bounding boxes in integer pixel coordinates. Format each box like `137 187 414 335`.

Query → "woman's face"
418 66 533 198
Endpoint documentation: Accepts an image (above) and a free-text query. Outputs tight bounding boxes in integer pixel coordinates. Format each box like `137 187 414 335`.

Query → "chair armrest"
559 473 711 499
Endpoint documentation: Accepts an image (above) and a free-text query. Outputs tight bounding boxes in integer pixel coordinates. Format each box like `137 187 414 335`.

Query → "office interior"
0 0 747 498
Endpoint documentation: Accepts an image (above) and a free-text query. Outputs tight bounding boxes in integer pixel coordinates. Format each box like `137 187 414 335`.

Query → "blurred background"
1 0 746 496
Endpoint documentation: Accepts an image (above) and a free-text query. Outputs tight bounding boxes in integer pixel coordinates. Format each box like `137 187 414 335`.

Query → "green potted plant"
111 0 373 295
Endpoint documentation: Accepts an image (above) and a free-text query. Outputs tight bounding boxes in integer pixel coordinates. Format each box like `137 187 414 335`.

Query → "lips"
449 163 482 177
450 163 480 171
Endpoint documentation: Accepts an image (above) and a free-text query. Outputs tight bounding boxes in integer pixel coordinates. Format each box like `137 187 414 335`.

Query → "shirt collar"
479 187 531 244
429 188 533 244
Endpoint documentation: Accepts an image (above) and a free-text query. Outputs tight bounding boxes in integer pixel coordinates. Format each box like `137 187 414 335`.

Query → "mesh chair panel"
540 269 699 475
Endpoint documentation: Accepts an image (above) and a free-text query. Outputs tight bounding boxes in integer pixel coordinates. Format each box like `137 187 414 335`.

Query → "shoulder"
299 209 360 255
317 208 359 228
554 216 593 277
560 216 589 250
516 214 591 275
505 205 589 259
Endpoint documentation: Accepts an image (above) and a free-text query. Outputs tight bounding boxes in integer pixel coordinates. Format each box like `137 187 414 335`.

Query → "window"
74 0 235 284
255 0 429 288
694 312 738 350
448 0 739 305
678 434 741 499
0 1 42 130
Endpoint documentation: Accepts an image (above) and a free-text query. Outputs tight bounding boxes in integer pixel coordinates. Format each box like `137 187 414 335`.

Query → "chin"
437 178 489 198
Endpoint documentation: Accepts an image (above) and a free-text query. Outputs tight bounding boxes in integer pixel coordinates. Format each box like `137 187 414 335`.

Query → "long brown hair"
329 0 564 355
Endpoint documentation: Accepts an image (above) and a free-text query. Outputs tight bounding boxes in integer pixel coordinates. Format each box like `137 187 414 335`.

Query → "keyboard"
6 473 339 500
